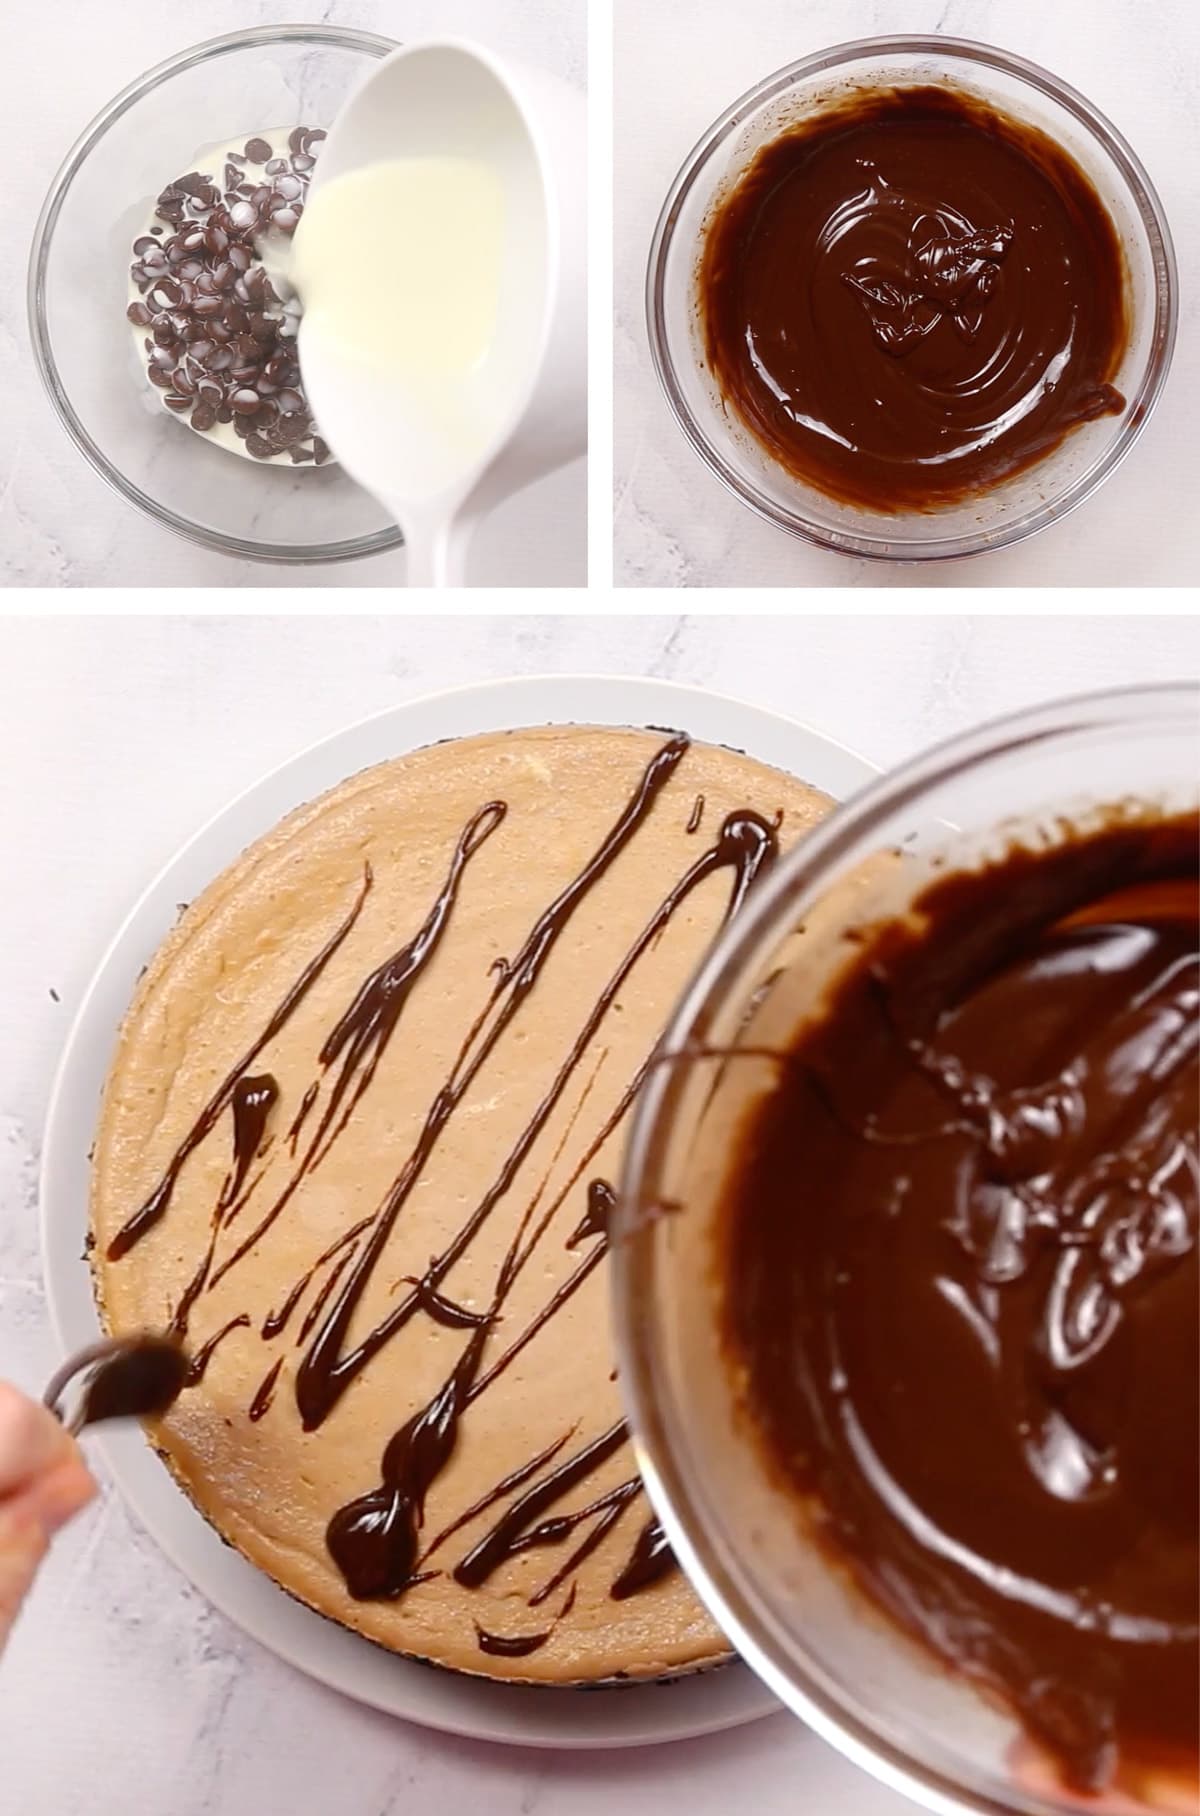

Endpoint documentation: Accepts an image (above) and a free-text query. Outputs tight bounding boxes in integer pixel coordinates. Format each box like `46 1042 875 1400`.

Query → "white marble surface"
0 0 586 588
614 0 1200 588
3 611 1199 1815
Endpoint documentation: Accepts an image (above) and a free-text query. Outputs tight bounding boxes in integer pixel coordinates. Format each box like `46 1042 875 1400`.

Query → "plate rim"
39 672 879 1750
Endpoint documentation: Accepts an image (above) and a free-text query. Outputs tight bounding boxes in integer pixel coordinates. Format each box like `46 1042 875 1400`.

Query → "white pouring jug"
290 39 587 586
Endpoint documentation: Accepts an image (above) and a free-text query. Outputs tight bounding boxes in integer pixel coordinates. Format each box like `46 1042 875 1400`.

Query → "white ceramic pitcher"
295 38 587 586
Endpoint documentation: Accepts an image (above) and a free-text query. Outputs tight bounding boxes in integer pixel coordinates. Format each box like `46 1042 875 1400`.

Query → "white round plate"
41 674 878 1750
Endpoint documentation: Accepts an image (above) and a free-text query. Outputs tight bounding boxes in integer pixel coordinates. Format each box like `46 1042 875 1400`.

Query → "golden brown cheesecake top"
90 725 831 1681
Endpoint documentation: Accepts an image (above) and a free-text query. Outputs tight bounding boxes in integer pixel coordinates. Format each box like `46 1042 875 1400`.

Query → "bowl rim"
27 22 406 566
645 33 1179 564
614 679 1200 1816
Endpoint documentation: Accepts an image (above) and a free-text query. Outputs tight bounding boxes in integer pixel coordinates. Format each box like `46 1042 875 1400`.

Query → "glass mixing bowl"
29 25 404 565
615 683 1199 1816
646 38 1177 563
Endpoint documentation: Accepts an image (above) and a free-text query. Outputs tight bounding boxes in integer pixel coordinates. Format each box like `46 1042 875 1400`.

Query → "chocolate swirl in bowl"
699 86 1129 513
719 811 1198 1791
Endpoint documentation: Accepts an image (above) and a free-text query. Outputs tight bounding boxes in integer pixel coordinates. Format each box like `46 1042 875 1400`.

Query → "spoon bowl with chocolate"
616 683 1198 1814
648 38 1176 561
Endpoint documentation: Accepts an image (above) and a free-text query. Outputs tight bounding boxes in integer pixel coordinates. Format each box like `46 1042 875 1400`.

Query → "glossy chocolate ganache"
700 86 1129 512
91 726 831 1683
720 812 1199 1791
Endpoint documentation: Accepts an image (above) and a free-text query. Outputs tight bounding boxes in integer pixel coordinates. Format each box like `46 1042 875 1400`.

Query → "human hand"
0 1381 96 1650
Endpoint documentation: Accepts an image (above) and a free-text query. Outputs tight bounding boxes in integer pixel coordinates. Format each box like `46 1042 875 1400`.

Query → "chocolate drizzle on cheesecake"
108 869 371 1261
104 734 781 1639
184 1313 251 1387
248 1356 283 1423
611 1516 676 1601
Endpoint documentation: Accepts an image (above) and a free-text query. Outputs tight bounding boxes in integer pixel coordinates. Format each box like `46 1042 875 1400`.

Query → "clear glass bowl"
646 38 1178 563
615 683 1199 1816
29 25 404 565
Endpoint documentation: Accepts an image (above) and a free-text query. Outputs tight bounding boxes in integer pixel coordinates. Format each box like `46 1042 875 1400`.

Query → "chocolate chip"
313 438 331 464
131 129 329 461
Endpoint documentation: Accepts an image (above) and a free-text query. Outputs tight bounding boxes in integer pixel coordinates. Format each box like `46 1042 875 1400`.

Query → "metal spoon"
43 1335 188 1436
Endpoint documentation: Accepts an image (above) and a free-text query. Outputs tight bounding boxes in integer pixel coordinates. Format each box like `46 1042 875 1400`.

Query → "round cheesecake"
90 724 832 1683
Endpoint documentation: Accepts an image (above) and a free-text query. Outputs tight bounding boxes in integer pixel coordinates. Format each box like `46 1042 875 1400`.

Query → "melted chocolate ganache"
700 86 1128 511
721 813 1198 1794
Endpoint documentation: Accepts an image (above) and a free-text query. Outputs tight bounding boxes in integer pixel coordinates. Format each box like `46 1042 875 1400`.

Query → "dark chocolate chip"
244 137 272 164
190 401 218 432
